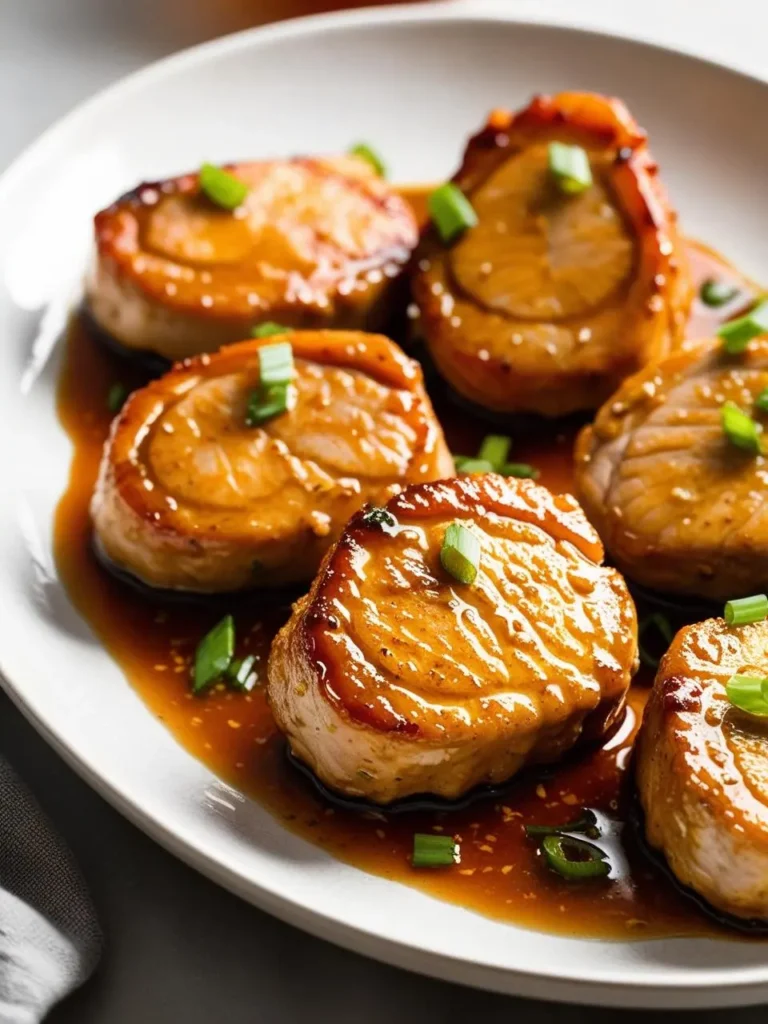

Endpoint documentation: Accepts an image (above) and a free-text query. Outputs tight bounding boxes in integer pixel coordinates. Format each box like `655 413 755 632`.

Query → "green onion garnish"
227 654 258 693
724 593 768 626
440 522 481 585
361 507 397 530
349 142 387 178
107 383 129 414
726 674 768 716
721 400 763 454
525 810 600 840
258 341 293 386
700 279 739 308
457 458 495 475
246 384 290 427
718 300 768 353
478 434 512 470
501 462 540 480
540 834 610 880
755 388 768 413
411 833 459 868
199 163 249 211
638 612 674 670
251 322 289 339
245 341 294 427
548 142 593 195
193 614 235 694
428 183 478 243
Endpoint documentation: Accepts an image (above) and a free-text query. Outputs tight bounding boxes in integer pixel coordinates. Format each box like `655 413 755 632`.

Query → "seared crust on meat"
86 157 417 361
412 92 692 418
575 336 768 600
90 330 453 592
637 618 768 921
268 474 637 804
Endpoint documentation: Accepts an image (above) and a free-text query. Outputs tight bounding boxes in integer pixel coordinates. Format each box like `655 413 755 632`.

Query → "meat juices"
90 331 453 592
412 92 692 418
267 474 638 804
637 618 768 922
575 336 768 601
86 157 418 361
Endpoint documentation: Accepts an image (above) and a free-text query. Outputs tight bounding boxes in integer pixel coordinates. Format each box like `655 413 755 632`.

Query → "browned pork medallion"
576 336 768 601
412 92 692 418
268 474 638 804
90 330 453 592
637 617 768 922
86 156 418 361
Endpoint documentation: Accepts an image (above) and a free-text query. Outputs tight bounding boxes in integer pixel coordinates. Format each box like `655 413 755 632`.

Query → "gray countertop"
1 0 765 1019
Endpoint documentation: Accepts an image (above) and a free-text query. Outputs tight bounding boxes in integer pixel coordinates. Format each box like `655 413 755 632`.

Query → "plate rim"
2 2 768 1006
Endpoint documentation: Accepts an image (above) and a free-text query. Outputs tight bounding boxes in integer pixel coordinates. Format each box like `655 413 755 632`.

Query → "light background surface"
0 1 764 1020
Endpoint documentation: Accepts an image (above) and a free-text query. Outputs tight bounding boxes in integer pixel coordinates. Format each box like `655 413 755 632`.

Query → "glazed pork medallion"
86 156 418 361
636 616 768 922
90 330 453 592
267 474 638 804
575 335 768 601
412 91 692 418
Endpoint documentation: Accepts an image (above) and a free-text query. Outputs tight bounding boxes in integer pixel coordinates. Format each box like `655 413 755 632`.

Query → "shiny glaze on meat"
87 156 417 360
412 92 692 417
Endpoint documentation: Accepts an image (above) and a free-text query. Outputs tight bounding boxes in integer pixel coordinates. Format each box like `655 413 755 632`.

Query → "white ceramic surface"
1 4 767 1008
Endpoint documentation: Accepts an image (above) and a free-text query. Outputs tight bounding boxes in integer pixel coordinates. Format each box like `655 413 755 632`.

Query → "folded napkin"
0 758 101 1024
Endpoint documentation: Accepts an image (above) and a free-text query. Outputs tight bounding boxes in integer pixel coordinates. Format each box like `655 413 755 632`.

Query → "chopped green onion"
193 615 235 694
525 810 600 840
501 462 540 480
638 612 674 670
478 434 512 470
718 300 768 353
107 383 129 414
361 506 397 530
199 162 249 211
540 834 610 880
428 183 478 243
411 833 459 868
548 142 593 195
251 322 289 339
721 400 763 454
227 654 258 693
724 593 768 626
349 142 387 178
245 383 290 427
440 522 481 585
452 454 470 470
755 388 768 413
700 279 739 308
457 458 495 474
726 675 768 716
258 341 294 387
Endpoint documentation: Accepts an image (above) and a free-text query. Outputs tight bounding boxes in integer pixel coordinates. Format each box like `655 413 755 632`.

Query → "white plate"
1 3 768 1008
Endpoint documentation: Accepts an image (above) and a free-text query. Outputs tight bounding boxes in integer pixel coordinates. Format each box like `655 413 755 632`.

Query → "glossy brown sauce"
54 187 759 940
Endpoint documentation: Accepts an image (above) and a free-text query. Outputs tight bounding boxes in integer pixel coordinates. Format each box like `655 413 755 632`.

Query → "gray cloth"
0 759 101 1023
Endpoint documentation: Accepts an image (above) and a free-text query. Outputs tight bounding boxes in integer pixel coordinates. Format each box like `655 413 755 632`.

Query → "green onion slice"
724 593 768 626
245 342 295 427
525 810 600 840
258 341 294 386
540 834 610 880
726 674 768 716
193 614 235 694
245 383 290 427
755 388 768 414
349 142 387 178
199 163 249 211
361 506 397 530
548 142 593 195
718 300 768 353
501 462 540 480
428 183 478 244
478 434 512 470
440 522 481 585
721 401 763 454
638 612 674 670
457 458 495 475
411 833 459 868
251 322 289 339
227 654 258 693
700 279 740 308
107 383 129 414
